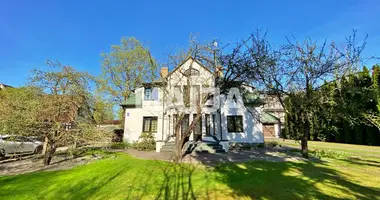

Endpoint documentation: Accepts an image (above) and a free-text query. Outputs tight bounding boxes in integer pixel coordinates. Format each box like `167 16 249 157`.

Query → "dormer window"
233 95 237 103
184 68 200 76
144 87 158 101
144 87 152 100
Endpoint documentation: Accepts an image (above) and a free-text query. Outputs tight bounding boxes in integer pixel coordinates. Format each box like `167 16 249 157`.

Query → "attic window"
233 95 237 103
184 68 200 76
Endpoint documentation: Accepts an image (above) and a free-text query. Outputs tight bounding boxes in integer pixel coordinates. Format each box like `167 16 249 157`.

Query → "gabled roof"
0 83 12 90
166 56 214 78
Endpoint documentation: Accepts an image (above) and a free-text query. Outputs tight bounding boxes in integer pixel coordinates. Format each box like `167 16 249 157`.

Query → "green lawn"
1 149 380 199
266 138 380 158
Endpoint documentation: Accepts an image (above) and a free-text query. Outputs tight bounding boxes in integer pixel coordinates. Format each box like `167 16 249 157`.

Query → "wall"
123 87 166 143
221 94 264 143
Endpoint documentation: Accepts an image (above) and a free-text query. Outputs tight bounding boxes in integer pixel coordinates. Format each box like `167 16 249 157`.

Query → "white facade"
122 57 264 151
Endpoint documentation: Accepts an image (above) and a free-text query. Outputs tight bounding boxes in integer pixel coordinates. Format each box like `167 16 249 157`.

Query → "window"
144 87 152 100
184 68 200 76
192 85 200 105
227 115 244 132
142 117 158 132
205 114 210 135
183 85 190 107
173 86 181 103
193 114 202 136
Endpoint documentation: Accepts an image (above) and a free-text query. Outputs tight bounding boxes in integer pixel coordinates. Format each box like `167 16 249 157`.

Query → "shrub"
109 142 131 150
265 141 279 148
256 143 265 148
135 132 156 151
309 149 349 159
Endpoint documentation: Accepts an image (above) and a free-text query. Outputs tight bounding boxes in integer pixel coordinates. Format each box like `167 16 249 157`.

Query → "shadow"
154 163 197 200
338 157 380 168
1 152 379 199
210 156 380 199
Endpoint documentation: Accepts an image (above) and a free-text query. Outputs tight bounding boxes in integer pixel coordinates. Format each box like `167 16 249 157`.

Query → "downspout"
161 87 165 141
219 103 222 141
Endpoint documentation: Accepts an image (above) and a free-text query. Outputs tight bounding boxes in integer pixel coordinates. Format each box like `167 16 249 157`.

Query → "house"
261 94 285 138
0 83 12 90
121 57 265 152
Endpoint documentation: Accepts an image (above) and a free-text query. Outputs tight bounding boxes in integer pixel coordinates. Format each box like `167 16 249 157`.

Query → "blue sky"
1 0 380 87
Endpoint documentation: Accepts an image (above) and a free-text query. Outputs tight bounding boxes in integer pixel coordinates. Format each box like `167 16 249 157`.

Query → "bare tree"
223 30 367 157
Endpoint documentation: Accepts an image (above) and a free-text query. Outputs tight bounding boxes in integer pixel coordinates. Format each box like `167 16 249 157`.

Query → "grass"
1 151 380 200
266 138 380 158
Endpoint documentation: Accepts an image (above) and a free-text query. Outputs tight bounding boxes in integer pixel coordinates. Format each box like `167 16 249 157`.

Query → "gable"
166 57 215 87
167 57 213 78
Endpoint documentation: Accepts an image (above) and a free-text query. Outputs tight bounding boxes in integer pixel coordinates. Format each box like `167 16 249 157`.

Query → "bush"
109 142 131 150
309 149 349 159
135 132 156 151
265 141 279 148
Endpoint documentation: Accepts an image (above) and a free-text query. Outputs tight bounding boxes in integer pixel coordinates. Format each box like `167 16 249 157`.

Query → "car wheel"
34 146 43 154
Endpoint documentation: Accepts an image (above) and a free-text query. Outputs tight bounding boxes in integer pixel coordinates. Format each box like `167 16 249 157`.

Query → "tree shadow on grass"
339 157 380 168
1 152 379 200
212 157 380 199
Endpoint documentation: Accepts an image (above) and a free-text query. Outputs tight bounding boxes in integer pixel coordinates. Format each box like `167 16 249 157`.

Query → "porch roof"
120 93 141 107
261 111 279 124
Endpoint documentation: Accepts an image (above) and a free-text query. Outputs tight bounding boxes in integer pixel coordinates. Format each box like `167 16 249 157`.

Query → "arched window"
183 68 200 76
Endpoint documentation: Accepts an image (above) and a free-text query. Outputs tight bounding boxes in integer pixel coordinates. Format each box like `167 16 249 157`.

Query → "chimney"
160 67 169 78
215 66 224 78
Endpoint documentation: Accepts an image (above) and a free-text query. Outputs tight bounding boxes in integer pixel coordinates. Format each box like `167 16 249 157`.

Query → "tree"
223 30 367 157
98 37 157 124
93 95 114 124
29 61 101 165
158 38 221 161
161 37 256 162
0 87 42 136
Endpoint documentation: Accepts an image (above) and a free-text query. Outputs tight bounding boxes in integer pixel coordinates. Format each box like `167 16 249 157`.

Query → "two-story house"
121 57 265 152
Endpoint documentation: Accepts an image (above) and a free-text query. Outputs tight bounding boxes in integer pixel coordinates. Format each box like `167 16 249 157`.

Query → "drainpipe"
219 102 223 141
161 87 165 141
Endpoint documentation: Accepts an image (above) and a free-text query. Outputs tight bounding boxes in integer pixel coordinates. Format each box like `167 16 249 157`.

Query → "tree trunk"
175 125 182 163
301 120 310 158
44 142 56 166
42 136 48 155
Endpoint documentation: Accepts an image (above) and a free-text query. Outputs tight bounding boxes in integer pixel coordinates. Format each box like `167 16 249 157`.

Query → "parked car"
0 135 43 158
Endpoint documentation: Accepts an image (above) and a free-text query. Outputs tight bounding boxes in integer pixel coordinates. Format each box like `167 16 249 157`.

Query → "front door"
263 124 275 138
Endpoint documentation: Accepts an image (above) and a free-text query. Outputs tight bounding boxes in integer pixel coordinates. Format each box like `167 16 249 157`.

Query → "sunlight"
236 164 247 170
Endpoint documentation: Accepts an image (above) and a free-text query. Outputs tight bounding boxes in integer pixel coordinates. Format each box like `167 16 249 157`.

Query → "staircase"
192 141 226 153
160 141 176 153
159 140 226 153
